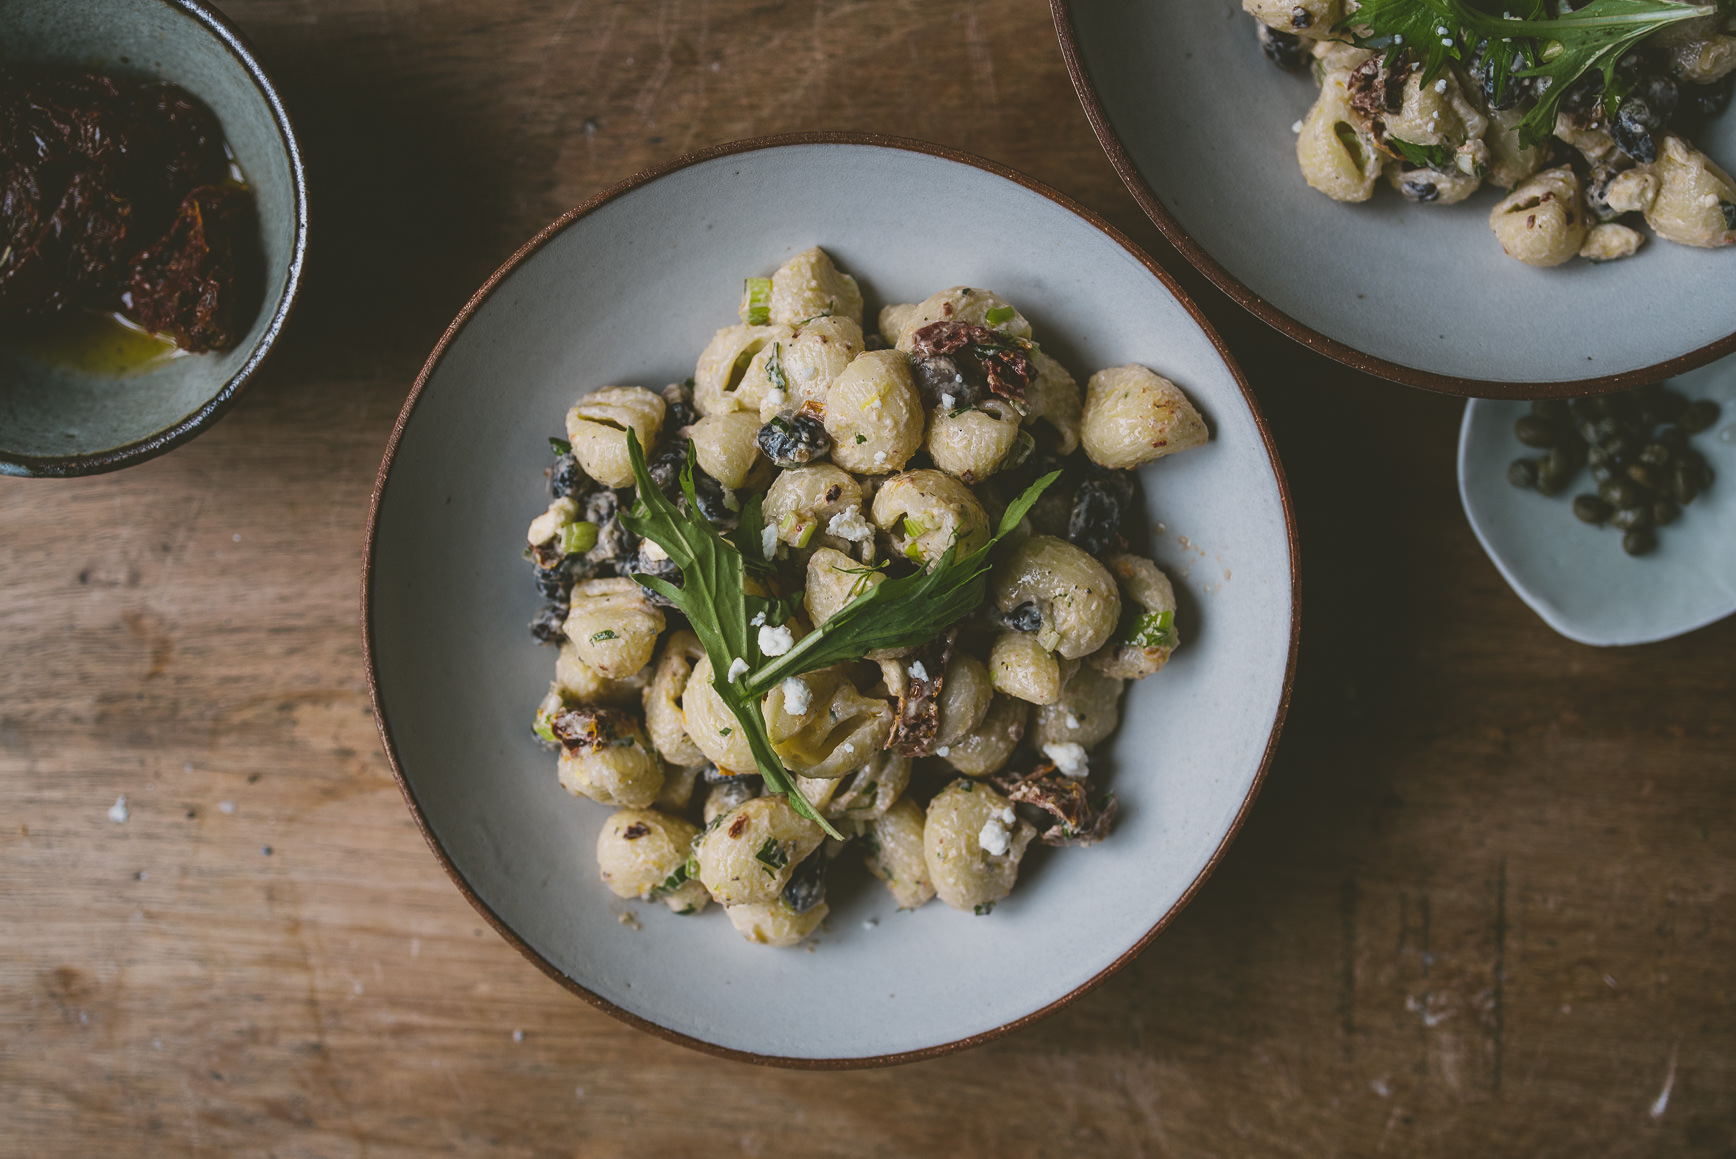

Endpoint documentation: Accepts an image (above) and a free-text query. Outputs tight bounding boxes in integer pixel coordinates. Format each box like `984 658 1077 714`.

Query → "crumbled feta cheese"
781 676 812 716
940 392 956 410
726 657 750 682
758 623 794 657
1065 713 1080 731
1434 78 1448 93
935 745 950 757
750 609 767 627
764 388 786 409
873 450 888 466
761 523 779 560
862 917 879 930
107 795 128 824
218 801 236 815
953 373 963 384
978 815 1011 856
827 507 873 542
908 660 929 682
1043 741 1089 778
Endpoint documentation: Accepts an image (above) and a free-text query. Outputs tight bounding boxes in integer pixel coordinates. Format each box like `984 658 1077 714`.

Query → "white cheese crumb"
1065 713 1080 730
726 657 749 682
940 392 956 410
1434 78 1448 93
1291 120 1303 135
862 917 879 930
935 745 950 757
758 623 794 657
107 795 128 824
764 388 786 409
781 676 812 716
218 801 236 815
750 609 767 627
512 1029 524 1043
908 660 929 682
761 523 779 560
873 450 888 466
1043 741 1089 778
827 507 873 542
978 815 1011 856
953 373 963 384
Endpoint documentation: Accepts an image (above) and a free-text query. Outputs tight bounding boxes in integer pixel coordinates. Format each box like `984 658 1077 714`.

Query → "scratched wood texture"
3 1 1733 1156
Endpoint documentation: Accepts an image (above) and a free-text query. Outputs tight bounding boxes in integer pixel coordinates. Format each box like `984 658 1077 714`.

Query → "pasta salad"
520 247 1207 947
1248 0 1736 265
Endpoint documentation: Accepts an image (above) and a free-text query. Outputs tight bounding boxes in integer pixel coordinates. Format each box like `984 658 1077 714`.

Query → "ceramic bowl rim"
360 131 1302 1068
1049 0 1736 401
0 0 309 478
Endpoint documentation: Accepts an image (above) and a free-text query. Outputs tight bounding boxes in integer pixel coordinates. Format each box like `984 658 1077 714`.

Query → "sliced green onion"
560 520 599 556
533 716 558 744
984 305 1016 326
1126 608 1175 649
742 277 773 326
767 342 788 391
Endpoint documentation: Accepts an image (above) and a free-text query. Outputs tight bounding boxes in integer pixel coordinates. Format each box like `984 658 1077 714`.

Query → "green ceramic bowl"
0 0 307 476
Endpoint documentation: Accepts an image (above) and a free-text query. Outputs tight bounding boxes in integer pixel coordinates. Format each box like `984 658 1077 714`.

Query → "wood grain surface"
3 1 1733 1156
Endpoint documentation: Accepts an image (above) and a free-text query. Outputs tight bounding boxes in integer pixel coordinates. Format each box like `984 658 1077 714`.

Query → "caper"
1586 442 1612 468
1673 461 1701 505
1576 419 1602 444
1536 461 1571 496
1680 399 1721 435
1638 442 1672 468
1514 415 1560 448
1621 527 1657 556
1572 495 1612 524
1624 463 1662 491
1507 458 1539 488
1610 505 1651 531
1592 416 1622 442
1598 477 1641 508
1551 438 1587 473
1600 434 1637 463
1531 399 1571 423
1652 498 1679 526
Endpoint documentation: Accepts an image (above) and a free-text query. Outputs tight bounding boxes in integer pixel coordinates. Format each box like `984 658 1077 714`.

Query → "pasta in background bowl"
364 135 1297 1065
1054 0 1736 396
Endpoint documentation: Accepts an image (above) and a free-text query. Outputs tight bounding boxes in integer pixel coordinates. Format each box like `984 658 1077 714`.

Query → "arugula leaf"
1385 136 1457 172
1340 0 1714 147
619 431 842 839
741 469 1060 697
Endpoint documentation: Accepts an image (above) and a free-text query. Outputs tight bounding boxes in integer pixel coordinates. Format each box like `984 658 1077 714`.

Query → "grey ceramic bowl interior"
366 136 1299 1065
1056 0 1736 396
1459 355 1736 646
0 0 306 476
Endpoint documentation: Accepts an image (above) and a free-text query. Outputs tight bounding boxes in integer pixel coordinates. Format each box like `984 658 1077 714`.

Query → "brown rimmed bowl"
1053 0 1736 398
0 0 307 477
363 133 1298 1066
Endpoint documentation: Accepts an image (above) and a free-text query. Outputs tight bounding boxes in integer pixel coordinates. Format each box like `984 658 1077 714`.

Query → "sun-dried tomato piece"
990 762 1118 846
123 183 256 353
908 320 1034 406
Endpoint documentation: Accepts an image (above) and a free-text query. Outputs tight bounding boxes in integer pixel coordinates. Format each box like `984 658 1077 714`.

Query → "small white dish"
365 135 1298 1065
1459 358 1736 647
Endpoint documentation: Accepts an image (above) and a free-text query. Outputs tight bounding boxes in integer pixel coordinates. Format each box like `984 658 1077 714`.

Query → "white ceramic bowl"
1459 355 1736 646
1055 0 1736 397
364 135 1298 1065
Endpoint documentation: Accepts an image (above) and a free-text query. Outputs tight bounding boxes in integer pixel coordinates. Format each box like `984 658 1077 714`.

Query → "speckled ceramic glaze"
1055 0 1736 396
1460 355 1736 645
365 136 1299 1065
0 0 306 476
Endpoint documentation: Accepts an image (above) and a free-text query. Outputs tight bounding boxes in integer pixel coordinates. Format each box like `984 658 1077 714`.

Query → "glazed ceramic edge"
0 0 309 479
360 131 1302 1069
1048 0 1736 401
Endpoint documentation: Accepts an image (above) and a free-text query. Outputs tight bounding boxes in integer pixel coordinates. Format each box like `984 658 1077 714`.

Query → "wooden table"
4 2 1733 1154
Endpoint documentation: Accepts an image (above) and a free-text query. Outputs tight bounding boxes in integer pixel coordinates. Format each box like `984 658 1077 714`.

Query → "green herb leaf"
651 861 692 897
766 342 788 392
1385 136 1457 172
984 304 1016 326
755 837 789 874
742 470 1060 697
742 277 773 326
549 437 572 456
619 431 842 839
590 629 618 642
1341 0 1714 148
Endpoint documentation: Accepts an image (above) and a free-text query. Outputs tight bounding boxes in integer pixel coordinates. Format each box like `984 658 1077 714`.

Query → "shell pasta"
519 248 1210 946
